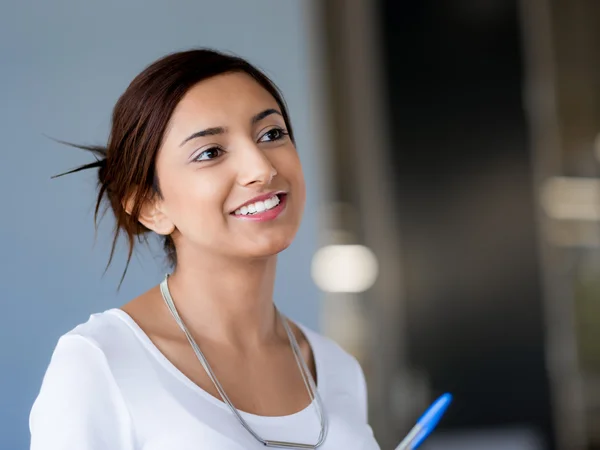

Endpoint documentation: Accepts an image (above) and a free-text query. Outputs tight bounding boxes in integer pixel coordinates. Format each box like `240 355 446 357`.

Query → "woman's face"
152 72 305 261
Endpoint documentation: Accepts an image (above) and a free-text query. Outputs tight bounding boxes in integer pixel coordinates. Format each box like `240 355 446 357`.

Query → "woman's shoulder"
39 309 128 386
30 310 137 449
62 308 136 351
31 309 142 418
295 321 369 420
295 322 366 381
43 308 151 383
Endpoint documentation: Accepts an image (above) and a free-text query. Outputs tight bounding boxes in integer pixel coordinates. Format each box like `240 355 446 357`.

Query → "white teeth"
233 195 281 216
265 197 275 209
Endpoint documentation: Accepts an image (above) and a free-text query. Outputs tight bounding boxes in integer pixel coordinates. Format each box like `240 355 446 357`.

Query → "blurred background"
1 0 600 449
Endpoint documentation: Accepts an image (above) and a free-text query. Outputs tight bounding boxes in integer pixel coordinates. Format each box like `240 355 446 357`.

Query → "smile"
234 194 280 215
231 193 287 222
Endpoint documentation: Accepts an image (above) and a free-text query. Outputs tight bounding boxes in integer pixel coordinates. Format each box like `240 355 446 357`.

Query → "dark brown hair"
54 49 295 286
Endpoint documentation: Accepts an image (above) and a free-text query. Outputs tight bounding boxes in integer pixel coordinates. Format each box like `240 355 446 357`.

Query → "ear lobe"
123 190 175 236
139 207 176 236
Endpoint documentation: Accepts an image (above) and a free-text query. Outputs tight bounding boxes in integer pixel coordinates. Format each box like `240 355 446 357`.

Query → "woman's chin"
251 239 294 258
240 233 296 259
227 220 299 258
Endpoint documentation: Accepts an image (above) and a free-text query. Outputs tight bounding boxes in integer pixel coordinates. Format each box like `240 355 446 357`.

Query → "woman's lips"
230 193 287 222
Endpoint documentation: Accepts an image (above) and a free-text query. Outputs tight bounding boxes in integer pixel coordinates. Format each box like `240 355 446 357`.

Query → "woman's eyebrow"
179 109 282 147
179 126 226 147
251 108 282 124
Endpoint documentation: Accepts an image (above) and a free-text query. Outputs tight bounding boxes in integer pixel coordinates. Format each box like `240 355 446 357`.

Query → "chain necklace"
159 275 328 449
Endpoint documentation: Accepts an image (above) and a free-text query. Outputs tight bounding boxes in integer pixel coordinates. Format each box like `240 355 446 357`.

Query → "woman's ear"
123 190 175 236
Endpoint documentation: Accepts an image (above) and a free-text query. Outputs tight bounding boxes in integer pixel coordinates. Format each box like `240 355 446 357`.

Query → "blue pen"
395 393 453 450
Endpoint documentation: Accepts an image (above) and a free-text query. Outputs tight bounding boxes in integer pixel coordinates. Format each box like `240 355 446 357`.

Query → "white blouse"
30 309 381 449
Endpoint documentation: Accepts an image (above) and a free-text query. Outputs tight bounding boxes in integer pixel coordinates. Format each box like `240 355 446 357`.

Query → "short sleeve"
29 335 136 450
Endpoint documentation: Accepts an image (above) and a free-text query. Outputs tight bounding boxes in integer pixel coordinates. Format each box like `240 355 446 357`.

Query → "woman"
30 49 380 450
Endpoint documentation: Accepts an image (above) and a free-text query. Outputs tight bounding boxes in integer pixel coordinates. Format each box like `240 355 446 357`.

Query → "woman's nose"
236 142 278 187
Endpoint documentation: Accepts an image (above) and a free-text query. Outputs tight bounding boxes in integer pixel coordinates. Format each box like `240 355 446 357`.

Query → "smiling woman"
30 49 380 450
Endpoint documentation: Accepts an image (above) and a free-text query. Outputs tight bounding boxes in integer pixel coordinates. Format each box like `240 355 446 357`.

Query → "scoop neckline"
106 308 326 423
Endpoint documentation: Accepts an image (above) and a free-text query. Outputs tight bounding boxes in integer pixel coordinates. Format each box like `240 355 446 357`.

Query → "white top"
30 309 381 450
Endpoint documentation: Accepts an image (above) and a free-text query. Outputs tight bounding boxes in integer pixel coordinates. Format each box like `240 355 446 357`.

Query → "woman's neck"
165 253 279 347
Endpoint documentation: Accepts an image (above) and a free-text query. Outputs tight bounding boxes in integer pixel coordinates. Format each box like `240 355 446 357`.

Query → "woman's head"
58 49 305 282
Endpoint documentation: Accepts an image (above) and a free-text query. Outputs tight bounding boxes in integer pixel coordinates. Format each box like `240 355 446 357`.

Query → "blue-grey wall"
0 1 323 448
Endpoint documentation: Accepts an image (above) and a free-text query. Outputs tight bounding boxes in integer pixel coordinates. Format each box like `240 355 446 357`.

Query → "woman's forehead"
160 73 282 153
172 72 279 124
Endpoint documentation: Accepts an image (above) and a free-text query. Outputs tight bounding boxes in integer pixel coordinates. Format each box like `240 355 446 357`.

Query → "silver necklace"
159 275 328 449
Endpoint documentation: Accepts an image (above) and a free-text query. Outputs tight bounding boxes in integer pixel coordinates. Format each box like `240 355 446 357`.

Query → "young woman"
30 49 380 449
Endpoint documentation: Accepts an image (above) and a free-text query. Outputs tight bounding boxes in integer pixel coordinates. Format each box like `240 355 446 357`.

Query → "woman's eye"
259 128 288 143
194 147 223 162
